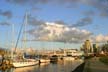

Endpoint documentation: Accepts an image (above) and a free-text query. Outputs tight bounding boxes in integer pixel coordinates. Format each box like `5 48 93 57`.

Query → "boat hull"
39 59 50 63
13 60 39 68
63 57 75 61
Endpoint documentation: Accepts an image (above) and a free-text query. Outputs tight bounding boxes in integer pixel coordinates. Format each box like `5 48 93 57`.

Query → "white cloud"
27 22 93 43
95 34 108 43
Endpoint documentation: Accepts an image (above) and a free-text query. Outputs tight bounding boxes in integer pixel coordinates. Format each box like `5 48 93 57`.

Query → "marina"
0 59 83 72
1 0 108 72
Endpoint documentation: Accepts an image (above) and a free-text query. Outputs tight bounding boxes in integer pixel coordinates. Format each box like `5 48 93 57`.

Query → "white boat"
38 55 50 63
12 12 39 68
39 58 50 63
63 56 75 61
13 59 39 68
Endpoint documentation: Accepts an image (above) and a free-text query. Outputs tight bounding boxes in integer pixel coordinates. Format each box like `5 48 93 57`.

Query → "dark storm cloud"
0 9 12 18
71 17 92 27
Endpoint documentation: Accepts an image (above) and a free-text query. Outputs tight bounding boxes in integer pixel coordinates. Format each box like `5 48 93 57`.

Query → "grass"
99 56 108 65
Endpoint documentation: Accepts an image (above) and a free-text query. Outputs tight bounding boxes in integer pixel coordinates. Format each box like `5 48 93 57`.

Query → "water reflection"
0 60 83 72
13 65 38 72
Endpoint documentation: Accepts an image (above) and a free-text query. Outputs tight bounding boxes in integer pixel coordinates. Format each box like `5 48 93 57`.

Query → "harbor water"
0 59 83 72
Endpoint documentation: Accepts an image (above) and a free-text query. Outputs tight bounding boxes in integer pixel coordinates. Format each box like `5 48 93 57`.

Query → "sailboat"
39 55 50 63
13 57 39 68
39 58 50 63
62 48 75 61
12 12 39 68
38 48 50 63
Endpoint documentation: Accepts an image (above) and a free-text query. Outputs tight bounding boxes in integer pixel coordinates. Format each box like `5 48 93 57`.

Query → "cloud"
28 15 92 28
54 20 66 25
31 7 42 12
0 9 12 18
27 15 45 26
0 21 11 26
100 11 108 17
27 22 93 43
5 0 81 7
27 15 66 27
83 10 95 17
95 34 108 43
71 17 92 27
89 34 108 43
6 0 108 18
6 0 29 5
58 0 108 17
6 0 49 5
24 15 93 43
60 0 108 18
80 0 108 17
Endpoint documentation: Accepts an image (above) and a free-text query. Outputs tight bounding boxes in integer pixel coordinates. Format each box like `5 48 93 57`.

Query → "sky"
0 0 108 50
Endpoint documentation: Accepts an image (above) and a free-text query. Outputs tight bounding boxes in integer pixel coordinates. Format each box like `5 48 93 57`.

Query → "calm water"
0 60 83 72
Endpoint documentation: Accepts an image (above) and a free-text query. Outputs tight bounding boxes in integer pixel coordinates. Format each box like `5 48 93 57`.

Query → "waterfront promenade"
84 57 108 72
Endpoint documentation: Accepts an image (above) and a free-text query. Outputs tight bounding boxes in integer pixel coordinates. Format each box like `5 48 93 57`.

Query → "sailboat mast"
11 23 14 59
24 12 28 49
14 13 27 52
12 24 15 48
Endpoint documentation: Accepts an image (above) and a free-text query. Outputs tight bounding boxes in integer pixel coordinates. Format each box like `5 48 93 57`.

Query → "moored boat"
13 59 39 68
50 55 58 63
12 12 39 68
39 58 50 63
63 56 75 61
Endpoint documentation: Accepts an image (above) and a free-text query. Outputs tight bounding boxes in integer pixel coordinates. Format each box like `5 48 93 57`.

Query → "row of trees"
101 42 108 54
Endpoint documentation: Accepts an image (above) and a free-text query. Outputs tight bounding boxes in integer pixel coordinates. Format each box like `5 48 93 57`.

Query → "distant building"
83 40 93 55
66 49 77 56
63 49 83 57
93 44 98 54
